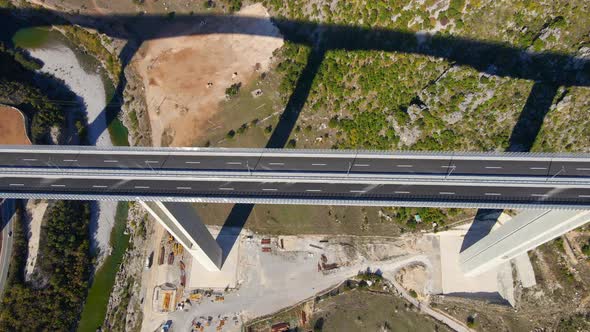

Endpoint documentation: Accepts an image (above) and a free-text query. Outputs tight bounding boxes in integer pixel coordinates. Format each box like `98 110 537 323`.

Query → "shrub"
225 82 241 97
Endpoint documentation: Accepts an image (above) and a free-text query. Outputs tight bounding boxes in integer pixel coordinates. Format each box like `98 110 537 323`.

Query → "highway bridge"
2 145 590 274
0 145 589 209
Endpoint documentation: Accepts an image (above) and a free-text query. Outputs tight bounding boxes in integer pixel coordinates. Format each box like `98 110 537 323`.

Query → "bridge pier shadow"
460 82 560 252
215 48 325 266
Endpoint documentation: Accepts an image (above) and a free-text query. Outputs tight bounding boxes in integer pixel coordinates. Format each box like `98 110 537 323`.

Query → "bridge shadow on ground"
3 8 590 266
460 82 562 253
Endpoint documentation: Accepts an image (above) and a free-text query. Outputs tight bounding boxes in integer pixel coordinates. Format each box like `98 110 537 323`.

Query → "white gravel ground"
28 36 116 266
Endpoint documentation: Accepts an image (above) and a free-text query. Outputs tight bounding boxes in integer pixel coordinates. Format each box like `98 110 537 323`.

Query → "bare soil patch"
0 105 31 145
133 3 284 147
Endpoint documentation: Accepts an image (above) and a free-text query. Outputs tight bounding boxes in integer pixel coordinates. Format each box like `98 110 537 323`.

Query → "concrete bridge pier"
460 209 590 277
139 201 222 271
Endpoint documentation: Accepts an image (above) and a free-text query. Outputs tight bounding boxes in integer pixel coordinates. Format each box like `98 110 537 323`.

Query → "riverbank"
78 202 130 332
13 27 124 264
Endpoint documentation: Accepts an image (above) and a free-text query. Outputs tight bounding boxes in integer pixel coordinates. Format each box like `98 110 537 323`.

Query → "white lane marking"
311 163 327 166
262 188 278 191
354 164 370 167
92 185 108 188
9 183 24 186
103 160 118 163
485 192 502 196
394 191 410 194
22 158 37 161
269 162 284 166
185 161 201 164
134 186 150 189
176 186 192 190
145 160 159 164
396 164 413 168
51 184 66 187
63 159 78 162
306 189 322 192
531 194 549 197
578 195 590 198
226 162 242 165
484 166 503 169
440 165 455 168
439 192 455 195
350 190 366 193
219 187 234 191
529 167 547 170
576 168 590 171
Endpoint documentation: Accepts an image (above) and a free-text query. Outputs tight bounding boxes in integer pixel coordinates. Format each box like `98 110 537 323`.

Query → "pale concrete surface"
461 210 590 276
439 230 510 296
188 227 239 289
513 253 536 288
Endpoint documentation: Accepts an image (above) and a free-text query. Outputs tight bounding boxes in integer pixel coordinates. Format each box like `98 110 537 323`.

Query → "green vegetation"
225 82 242 97
78 202 130 332
0 42 69 144
61 26 121 83
557 313 590 332
0 201 91 331
582 238 590 256
466 315 477 328
222 0 242 12
408 289 418 298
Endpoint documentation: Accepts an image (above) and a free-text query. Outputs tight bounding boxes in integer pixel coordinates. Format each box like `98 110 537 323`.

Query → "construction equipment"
158 246 165 265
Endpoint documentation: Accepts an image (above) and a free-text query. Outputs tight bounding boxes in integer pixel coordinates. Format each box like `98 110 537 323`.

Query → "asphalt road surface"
0 147 589 177
0 146 589 207
0 176 589 206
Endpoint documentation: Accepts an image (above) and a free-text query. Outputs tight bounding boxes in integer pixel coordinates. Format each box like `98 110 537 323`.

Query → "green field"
312 290 452 332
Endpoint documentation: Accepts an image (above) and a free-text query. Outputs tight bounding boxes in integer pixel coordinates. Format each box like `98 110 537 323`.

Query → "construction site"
135 208 551 332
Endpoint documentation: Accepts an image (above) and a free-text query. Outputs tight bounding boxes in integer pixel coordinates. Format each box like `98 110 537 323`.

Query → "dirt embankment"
0 105 32 145
133 3 284 147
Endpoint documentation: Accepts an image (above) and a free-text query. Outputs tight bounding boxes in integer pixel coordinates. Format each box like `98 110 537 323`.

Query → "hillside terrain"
0 0 589 331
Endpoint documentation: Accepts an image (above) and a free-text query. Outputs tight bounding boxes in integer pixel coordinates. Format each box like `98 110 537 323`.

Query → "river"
13 27 131 332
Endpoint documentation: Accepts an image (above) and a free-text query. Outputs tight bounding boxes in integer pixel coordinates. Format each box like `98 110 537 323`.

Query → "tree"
225 82 241 98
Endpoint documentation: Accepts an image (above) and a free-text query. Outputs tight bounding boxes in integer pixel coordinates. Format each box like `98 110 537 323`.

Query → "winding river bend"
13 27 130 331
